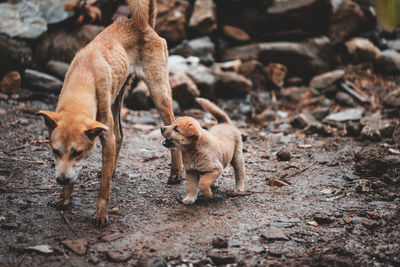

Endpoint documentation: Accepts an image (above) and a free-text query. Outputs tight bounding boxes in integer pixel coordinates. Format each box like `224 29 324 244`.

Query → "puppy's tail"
197 98 232 124
126 0 157 30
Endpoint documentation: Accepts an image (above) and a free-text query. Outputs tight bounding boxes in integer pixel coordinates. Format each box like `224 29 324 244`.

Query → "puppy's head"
38 111 108 185
160 116 201 151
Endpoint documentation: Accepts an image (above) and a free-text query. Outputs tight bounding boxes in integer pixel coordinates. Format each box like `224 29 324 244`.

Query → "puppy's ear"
37 110 60 135
85 121 108 141
185 124 200 141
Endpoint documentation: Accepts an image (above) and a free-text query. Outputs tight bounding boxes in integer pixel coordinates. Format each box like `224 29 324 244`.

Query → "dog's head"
160 116 201 151
38 110 108 185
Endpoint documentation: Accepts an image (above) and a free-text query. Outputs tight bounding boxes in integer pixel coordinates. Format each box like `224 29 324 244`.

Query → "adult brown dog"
38 0 183 226
161 98 245 204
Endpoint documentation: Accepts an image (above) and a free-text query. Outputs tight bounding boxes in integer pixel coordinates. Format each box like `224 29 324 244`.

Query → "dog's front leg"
94 126 116 227
54 184 74 209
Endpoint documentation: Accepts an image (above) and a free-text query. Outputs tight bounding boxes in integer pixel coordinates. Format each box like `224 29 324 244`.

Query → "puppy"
161 98 245 204
38 0 183 226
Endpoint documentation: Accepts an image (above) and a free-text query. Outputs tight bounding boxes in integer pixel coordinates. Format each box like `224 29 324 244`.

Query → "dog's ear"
37 110 60 135
85 121 108 141
185 123 200 141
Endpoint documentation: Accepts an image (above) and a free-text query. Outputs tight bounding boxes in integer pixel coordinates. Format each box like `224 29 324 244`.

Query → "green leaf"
374 0 400 32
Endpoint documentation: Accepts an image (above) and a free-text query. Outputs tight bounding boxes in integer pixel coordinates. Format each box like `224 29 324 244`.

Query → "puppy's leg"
54 184 74 209
182 171 199 205
111 86 126 171
198 170 221 197
94 114 116 227
231 142 245 192
144 41 183 184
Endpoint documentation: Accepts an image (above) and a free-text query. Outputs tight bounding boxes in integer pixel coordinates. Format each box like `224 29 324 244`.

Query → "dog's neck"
56 72 97 120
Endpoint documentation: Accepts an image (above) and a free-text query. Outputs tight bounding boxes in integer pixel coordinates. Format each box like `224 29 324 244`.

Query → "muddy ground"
0 86 399 266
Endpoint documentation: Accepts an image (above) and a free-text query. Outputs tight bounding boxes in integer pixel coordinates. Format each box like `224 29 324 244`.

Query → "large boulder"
34 25 104 66
0 0 73 39
344 37 380 63
188 0 217 36
221 37 337 81
169 73 200 109
373 50 400 74
217 0 331 41
215 71 252 98
156 0 189 45
169 37 215 65
0 34 32 78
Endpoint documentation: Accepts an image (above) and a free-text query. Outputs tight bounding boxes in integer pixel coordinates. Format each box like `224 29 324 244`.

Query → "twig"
17 253 27 267
279 161 316 181
4 145 27 155
0 156 47 164
0 168 18 188
60 211 74 230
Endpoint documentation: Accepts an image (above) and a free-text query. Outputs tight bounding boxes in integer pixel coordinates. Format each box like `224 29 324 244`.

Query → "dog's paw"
49 198 72 210
168 174 183 185
93 202 109 227
234 187 245 193
182 196 197 205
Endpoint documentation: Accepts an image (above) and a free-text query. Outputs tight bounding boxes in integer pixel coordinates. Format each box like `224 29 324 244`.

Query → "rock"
60 239 88 256
276 149 292 162
311 107 330 121
309 69 345 95
88 255 100 264
335 91 356 107
35 25 104 65
269 178 289 187
291 112 322 130
170 73 200 109
156 0 189 44
207 249 236 265
355 179 371 193
265 63 287 88
1 222 18 230
222 25 250 44
169 37 215 65
124 81 153 110
105 250 131 262
23 69 63 93
324 108 363 122
373 50 400 74
344 37 380 63
260 227 290 241
313 212 335 224
215 59 242 72
328 0 368 44
252 108 277 124
0 71 21 94
215 71 252 98
379 120 398 138
189 0 217 36
46 60 69 79
360 114 381 141
212 237 228 248
0 35 32 78
238 60 268 91
26 245 53 254
222 37 336 80
144 257 167 267
382 87 400 108
354 148 400 177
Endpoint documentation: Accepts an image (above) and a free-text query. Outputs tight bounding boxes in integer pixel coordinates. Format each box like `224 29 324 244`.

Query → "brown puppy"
161 98 245 204
38 0 183 226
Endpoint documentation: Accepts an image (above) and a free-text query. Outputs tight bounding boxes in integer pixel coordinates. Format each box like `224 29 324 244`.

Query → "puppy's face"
38 111 108 185
161 116 201 151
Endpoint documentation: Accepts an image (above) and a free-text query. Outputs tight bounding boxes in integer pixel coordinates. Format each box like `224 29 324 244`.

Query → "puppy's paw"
235 186 245 193
50 198 72 210
182 196 197 205
93 202 109 227
168 174 183 184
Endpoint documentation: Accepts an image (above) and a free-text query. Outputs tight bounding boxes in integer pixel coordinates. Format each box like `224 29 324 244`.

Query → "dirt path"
0 97 399 266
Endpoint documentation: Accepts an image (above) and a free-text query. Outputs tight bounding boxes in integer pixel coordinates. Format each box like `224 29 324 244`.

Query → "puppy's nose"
56 175 71 185
160 127 165 134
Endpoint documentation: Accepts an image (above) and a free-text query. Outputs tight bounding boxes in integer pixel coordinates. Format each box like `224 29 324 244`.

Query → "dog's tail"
197 98 232 124
127 0 157 30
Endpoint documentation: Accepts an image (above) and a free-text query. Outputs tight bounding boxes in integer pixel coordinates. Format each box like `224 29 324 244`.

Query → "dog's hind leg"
198 170 221 197
231 141 245 192
144 39 183 184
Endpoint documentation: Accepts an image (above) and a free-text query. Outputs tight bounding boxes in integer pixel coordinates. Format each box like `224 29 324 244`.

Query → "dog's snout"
56 175 72 185
160 127 165 134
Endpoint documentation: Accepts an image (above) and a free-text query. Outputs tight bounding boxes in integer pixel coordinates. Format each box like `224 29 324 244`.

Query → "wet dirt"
0 95 399 266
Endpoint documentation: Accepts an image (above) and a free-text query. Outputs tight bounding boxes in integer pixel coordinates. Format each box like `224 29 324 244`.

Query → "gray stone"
105 249 131 262
0 34 32 78
26 245 53 254
222 37 336 80
374 50 400 74
156 0 189 44
46 60 69 79
207 249 236 265
169 73 200 109
23 69 63 93
309 69 345 93
360 114 381 141
276 149 291 162
60 239 88 256
382 87 400 108
170 37 215 65
124 81 153 111
335 91 356 107
345 37 380 63
260 227 290 241
189 0 217 35
222 25 251 44
355 179 371 193
324 108 363 122
215 71 252 97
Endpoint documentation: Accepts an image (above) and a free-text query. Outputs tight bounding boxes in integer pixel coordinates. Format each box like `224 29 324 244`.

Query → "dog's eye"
52 149 61 158
173 127 179 133
71 150 83 158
